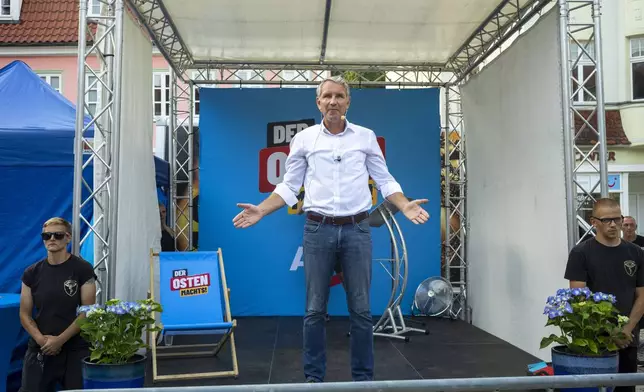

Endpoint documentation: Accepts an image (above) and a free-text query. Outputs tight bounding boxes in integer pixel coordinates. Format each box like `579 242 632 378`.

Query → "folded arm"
41 278 96 355
625 287 644 334
19 283 46 347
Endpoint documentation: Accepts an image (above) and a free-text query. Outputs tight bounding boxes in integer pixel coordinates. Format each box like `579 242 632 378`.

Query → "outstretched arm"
365 132 429 224
235 135 307 228
257 193 288 217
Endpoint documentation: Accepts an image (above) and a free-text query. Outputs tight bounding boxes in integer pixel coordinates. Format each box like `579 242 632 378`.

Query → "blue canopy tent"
0 60 169 391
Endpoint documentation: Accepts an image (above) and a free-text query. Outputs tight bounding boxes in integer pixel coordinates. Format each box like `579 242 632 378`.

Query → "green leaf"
540 337 555 349
587 340 598 354
561 321 576 329
572 338 588 347
90 350 102 362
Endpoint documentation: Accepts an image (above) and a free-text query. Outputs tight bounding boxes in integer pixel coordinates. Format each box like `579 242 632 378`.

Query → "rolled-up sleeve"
274 134 307 207
365 131 402 198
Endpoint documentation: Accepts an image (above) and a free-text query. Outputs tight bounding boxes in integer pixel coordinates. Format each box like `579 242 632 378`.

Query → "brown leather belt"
307 211 369 225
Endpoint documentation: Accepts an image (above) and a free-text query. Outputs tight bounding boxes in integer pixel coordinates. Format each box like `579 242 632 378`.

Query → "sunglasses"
41 232 67 241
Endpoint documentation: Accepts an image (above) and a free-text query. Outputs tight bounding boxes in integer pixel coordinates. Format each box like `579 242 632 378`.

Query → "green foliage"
540 288 629 356
76 299 162 364
331 70 386 87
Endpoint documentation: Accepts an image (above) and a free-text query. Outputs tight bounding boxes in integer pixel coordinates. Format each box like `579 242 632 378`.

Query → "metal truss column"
443 84 468 322
558 0 609 247
169 71 194 251
73 0 125 304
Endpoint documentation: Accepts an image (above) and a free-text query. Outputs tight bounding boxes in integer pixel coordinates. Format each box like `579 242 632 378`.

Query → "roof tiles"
574 109 631 146
0 0 79 45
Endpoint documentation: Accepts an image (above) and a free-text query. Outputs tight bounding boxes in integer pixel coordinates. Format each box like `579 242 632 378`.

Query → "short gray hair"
316 75 350 98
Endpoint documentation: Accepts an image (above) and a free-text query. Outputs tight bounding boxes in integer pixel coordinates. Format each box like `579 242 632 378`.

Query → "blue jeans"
302 216 374 382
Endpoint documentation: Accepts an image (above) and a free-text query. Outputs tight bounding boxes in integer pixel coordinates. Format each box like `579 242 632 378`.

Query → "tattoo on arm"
84 278 95 285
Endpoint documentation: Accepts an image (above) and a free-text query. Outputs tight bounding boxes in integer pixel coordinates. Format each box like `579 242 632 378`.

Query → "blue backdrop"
199 87 441 316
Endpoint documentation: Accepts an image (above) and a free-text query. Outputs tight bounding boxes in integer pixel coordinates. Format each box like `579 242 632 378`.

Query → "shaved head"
590 198 623 243
592 198 620 217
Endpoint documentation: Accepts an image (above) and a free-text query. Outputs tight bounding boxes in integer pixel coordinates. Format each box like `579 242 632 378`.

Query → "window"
86 74 101 117
88 0 102 16
0 0 10 16
281 70 313 88
570 42 596 103
153 72 170 117
631 37 644 101
236 70 265 88
191 70 219 117
38 73 62 93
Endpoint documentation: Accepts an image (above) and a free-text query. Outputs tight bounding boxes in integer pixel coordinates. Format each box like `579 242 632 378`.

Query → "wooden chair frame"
148 248 239 382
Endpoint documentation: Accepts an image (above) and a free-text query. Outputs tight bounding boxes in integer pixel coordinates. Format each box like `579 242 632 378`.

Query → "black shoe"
307 378 321 383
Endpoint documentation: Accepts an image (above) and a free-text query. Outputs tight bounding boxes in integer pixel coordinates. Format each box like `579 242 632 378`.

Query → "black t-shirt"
565 239 644 319
22 254 97 348
161 229 175 252
630 235 644 247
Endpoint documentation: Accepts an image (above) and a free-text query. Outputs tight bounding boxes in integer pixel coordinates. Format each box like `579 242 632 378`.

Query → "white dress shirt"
274 120 403 217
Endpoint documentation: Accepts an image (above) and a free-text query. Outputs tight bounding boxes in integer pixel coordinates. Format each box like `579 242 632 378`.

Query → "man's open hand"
401 199 430 225
233 203 264 229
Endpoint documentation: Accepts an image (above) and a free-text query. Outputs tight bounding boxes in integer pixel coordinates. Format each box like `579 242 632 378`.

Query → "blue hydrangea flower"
557 288 570 296
77 304 103 315
106 304 127 315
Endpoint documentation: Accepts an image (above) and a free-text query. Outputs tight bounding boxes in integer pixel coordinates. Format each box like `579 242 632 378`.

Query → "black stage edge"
147 316 540 387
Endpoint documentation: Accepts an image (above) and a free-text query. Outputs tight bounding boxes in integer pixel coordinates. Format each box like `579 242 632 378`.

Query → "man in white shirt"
233 76 429 383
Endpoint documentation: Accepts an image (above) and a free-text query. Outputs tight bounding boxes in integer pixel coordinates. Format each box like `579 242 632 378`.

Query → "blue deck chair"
148 249 239 382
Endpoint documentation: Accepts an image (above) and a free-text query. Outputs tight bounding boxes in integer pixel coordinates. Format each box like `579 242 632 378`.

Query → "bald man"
623 216 644 248
565 198 644 391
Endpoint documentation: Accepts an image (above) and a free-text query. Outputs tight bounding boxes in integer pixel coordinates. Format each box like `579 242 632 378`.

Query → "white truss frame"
168 70 194 251
443 85 468 319
73 0 125 304
73 0 608 319
558 0 609 247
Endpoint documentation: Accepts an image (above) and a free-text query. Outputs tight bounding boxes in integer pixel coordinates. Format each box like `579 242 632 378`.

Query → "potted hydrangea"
76 298 162 389
540 287 629 390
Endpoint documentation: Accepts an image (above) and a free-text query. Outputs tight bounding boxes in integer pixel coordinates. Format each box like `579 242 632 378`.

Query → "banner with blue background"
199 87 441 316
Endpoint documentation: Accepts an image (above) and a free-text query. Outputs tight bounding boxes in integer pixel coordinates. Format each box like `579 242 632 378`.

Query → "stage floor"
146 316 540 387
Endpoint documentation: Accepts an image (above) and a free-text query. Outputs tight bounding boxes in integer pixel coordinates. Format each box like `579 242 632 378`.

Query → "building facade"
573 0 644 229
0 0 321 161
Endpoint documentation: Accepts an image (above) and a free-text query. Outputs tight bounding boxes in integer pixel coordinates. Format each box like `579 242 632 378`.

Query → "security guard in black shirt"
565 198 644 392
19 218 97 391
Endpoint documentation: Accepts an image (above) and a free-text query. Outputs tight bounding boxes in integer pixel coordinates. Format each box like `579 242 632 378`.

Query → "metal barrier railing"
70 373 644 392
